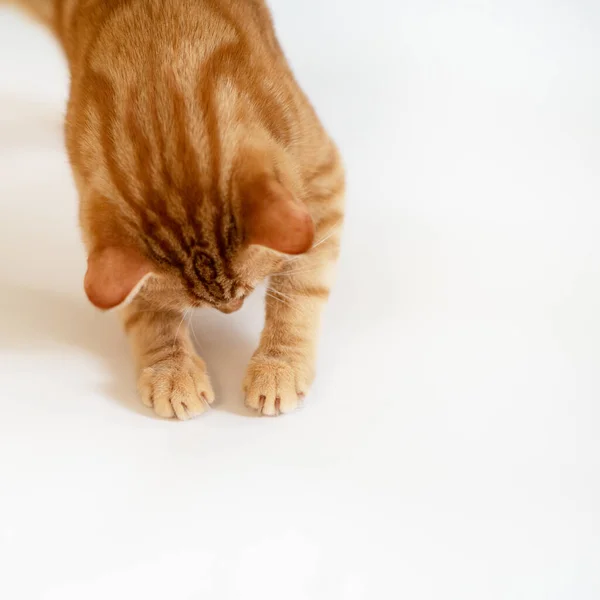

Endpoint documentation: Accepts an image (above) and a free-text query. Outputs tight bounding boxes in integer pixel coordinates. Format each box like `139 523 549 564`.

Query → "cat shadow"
0 94 64 148
0 280 261 419
0 282 151 417
188 297 263 418
0 90 266 420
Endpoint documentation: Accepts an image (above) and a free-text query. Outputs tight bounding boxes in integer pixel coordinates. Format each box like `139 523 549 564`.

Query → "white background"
1 1 599 598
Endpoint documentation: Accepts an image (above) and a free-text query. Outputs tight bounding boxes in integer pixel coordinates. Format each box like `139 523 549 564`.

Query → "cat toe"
138 356 214 421
243 357 306 416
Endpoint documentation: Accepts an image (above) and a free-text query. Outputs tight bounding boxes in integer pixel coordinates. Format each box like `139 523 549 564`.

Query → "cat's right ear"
84 247 154 310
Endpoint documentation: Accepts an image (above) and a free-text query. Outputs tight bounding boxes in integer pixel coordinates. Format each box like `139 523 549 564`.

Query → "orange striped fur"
12 0 345 418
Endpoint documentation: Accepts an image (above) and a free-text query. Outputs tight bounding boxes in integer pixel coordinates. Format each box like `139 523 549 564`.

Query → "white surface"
1 1 599 598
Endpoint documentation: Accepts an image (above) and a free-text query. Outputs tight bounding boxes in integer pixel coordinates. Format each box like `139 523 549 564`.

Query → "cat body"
10 0 345 418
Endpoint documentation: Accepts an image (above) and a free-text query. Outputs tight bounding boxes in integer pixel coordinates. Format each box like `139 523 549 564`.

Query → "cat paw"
138 354 215 420
243 356 309 416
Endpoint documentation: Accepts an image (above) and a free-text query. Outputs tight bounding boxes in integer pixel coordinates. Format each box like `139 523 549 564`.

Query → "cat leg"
244 210 343 416
121 298 215 420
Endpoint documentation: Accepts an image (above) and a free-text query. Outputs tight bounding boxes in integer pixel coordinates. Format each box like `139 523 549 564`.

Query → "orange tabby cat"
9 0 345 419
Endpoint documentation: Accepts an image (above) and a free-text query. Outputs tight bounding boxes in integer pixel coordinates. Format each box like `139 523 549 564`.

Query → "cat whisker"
189 315 204 353
267 287 297 303
173 308 190 347
265 291 287 306
266 288 307 317
311 228 339 250
285 226 340 264
265 295 303 318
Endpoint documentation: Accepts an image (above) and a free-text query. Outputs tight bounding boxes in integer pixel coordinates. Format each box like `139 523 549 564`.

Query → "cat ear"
84 247 153 310
244 178 315 255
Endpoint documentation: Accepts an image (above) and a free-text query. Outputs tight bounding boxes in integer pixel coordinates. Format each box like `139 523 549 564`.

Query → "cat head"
67 51 313 313
82 174 314 313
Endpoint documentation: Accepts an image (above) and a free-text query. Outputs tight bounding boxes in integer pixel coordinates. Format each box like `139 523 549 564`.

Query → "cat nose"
218 298 244 314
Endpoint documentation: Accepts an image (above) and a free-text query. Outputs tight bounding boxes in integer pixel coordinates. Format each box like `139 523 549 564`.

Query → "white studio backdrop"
0 1 599 599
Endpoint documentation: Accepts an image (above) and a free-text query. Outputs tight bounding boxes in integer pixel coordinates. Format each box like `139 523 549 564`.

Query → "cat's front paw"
243 355 310 416
138 353 215 420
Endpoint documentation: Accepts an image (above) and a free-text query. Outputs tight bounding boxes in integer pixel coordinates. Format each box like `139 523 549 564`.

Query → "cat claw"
243 357 307 416
138 355 215 420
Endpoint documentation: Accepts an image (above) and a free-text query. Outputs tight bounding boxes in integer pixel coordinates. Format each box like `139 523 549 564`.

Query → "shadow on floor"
0 93 64 148
0 92 266 420
0 280 262 419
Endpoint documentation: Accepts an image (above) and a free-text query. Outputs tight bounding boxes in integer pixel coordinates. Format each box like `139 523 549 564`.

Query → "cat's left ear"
84 247 153 310
243 177 315 255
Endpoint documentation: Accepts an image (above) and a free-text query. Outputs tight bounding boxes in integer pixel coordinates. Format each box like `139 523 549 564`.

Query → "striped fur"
13 0 345 418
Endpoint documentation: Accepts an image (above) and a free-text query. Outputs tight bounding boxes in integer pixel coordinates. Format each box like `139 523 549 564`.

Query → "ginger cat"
9 0 345 419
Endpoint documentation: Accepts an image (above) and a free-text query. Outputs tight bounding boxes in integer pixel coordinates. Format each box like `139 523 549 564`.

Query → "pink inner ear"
244 178 315 255
84 247 153 310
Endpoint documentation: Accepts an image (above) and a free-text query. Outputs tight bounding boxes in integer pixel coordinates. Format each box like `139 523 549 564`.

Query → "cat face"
141 241 282 315
82 176 314 312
